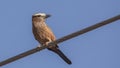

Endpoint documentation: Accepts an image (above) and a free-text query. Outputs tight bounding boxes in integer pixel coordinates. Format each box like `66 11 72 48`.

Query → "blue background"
0 0 120 68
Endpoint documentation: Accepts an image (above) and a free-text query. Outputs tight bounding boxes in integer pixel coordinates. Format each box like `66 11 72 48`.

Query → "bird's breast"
32 22 56 45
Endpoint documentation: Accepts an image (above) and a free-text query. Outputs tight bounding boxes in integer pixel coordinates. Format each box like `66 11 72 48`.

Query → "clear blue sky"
0 0 120 68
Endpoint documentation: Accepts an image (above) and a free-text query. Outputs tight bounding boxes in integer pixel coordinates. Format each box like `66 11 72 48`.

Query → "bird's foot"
37 45 41 48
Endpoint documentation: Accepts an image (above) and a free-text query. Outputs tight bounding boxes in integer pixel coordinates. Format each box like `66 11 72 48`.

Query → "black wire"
0 15 120 67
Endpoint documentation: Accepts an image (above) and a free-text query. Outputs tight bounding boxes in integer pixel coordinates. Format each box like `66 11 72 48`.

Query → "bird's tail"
48 48 72 64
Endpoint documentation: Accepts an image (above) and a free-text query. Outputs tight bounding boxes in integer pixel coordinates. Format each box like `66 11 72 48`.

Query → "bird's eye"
37 15 41 17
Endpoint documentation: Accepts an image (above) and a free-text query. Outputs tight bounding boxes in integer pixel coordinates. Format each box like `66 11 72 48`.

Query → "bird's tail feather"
49 48 72 64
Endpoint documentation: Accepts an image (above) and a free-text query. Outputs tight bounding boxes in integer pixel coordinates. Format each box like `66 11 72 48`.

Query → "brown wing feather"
32 24 56 45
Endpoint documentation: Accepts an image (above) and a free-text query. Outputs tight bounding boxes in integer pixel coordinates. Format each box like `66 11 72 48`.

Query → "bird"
32 13 72 64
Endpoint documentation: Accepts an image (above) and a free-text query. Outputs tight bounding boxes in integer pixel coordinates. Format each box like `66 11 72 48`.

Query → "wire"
0 15 120 67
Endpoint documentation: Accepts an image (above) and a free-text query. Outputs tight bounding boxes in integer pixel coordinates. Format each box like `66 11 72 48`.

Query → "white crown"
34 13 46 16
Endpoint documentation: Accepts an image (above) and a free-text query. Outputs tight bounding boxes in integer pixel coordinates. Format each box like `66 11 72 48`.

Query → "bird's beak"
46 14 51 18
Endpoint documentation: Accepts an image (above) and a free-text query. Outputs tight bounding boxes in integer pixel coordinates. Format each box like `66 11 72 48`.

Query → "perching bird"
32 13 72 64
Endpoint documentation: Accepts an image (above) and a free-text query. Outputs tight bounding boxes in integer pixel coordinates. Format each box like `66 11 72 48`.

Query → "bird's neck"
33 18 47 28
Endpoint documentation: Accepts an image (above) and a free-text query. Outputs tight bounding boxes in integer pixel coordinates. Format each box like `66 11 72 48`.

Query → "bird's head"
32 13 51 19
